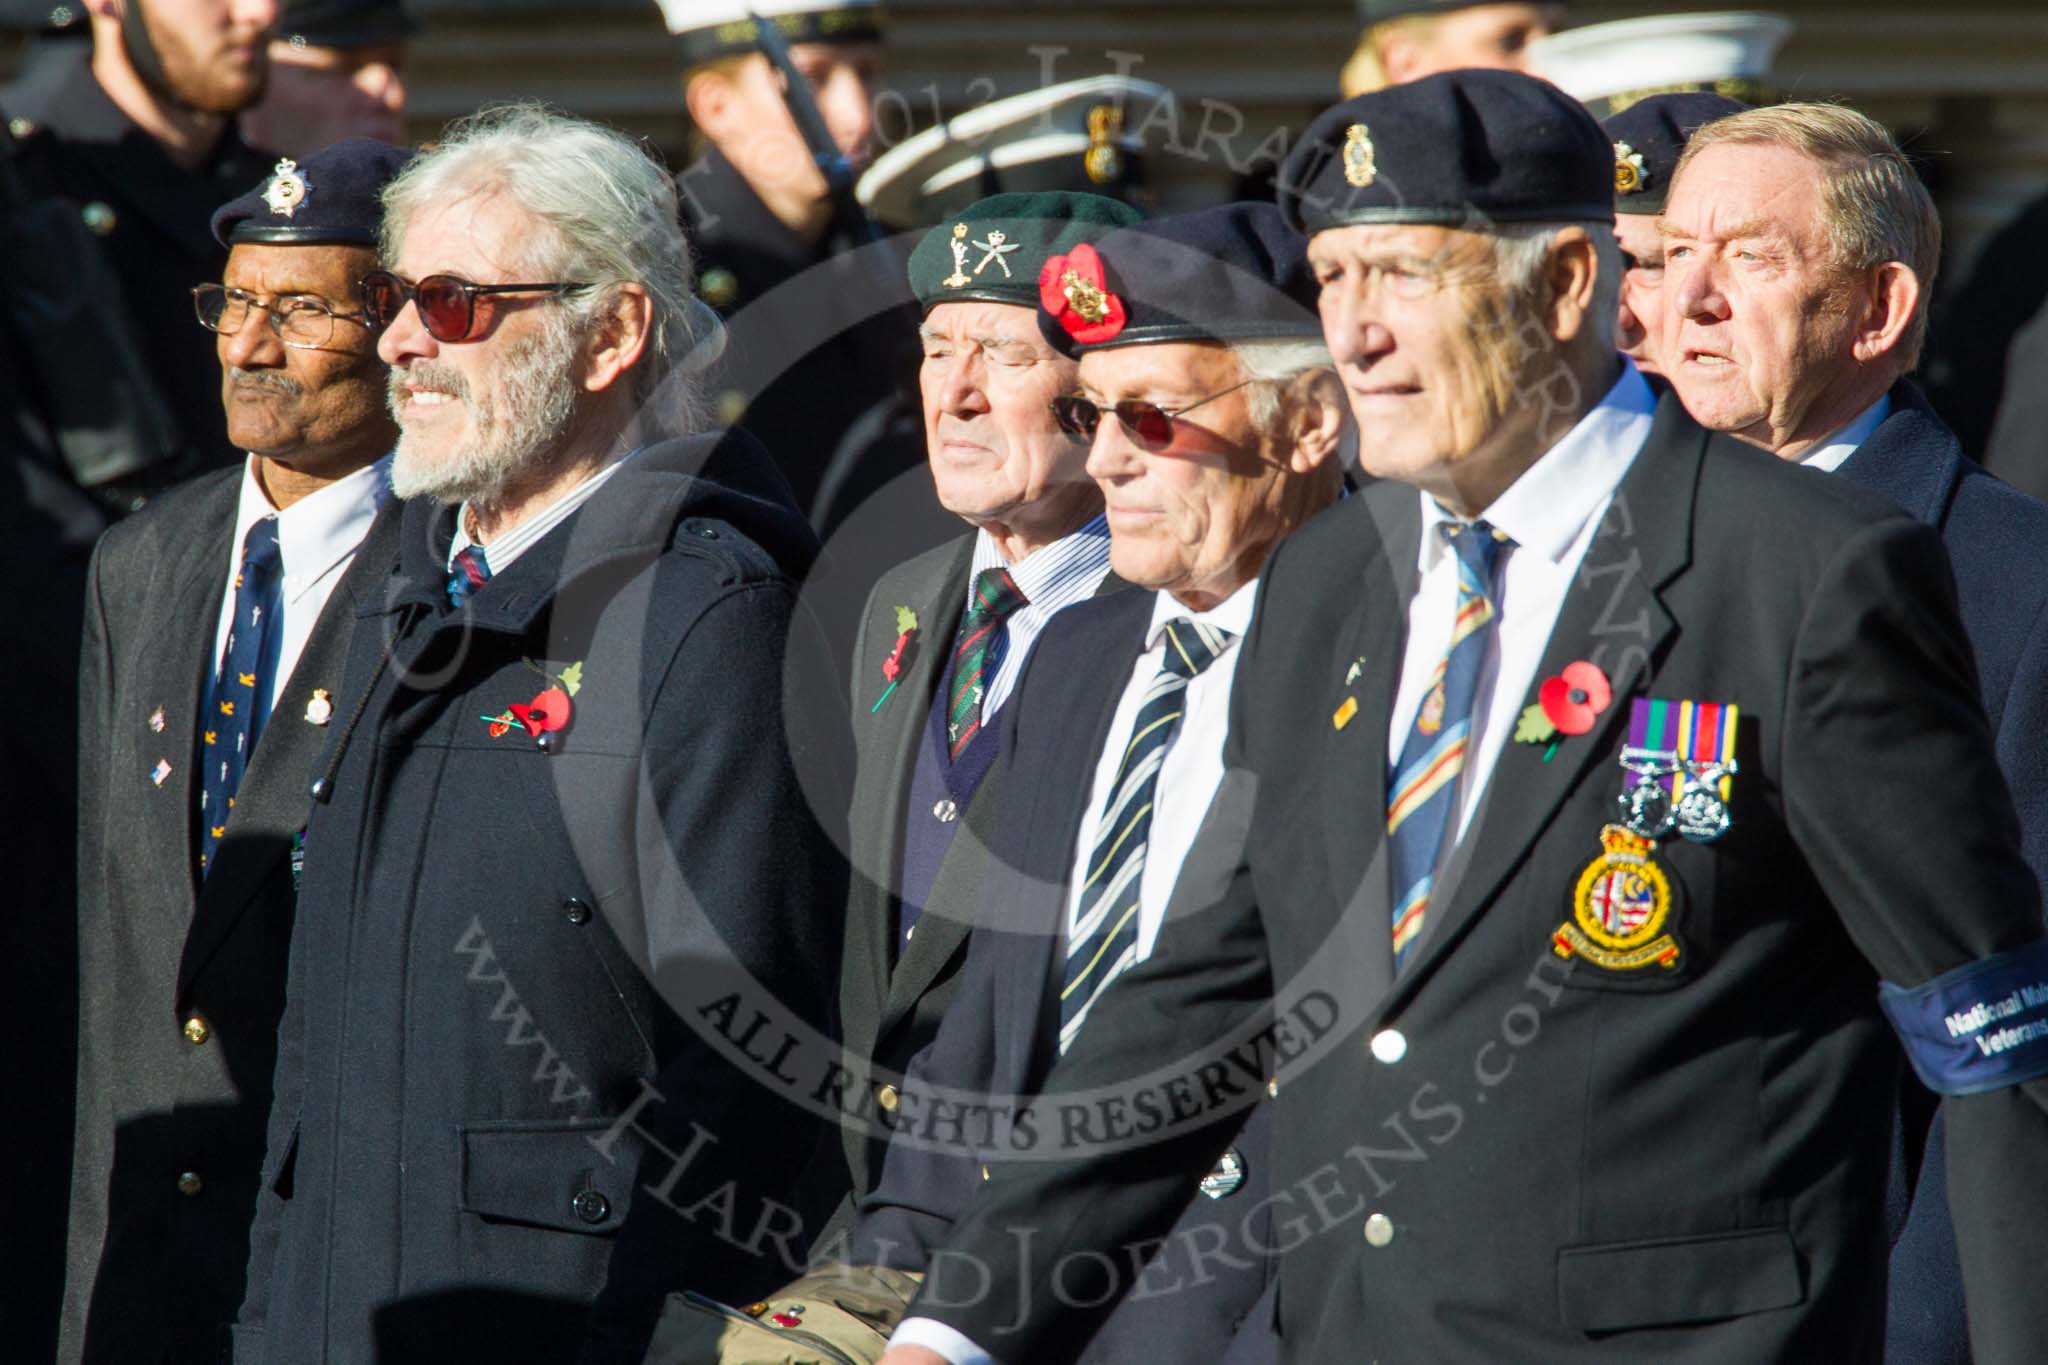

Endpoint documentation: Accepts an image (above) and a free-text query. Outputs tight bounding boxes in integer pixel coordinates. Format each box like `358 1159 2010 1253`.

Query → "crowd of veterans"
9 0 2048 1362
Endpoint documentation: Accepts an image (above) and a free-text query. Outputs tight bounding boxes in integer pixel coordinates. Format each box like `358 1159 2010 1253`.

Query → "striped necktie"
198 516 283 878
1058 618 1235 1053
1386 519 1509 970
447 543 492 608
946 566 1028 760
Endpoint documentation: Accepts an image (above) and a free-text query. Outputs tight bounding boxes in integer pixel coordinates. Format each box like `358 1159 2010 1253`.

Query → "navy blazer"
851 588 1279 1365
1844 385 2048 1365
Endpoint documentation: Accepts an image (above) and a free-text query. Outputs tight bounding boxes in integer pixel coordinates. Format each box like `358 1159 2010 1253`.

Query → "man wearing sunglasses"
65 136 408 1365
227 103 849 1365
883 71 2048 1365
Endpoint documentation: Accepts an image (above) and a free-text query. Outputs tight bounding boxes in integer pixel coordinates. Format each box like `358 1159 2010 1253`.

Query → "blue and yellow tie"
447 543 492 607
1058 618 1236 1053
946 567 1028 760
198 516 283 877
1386 520 1509 969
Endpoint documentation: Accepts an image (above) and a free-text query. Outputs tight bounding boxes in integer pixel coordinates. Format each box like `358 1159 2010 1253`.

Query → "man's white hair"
381 101 723 438
1232 337 1337 433
1491 222 1623 354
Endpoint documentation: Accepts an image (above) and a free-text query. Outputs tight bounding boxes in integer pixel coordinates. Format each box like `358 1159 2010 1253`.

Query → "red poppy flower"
510 686 573 737
881 630 914 683
1538 661 1612 735
1038 243 1127 345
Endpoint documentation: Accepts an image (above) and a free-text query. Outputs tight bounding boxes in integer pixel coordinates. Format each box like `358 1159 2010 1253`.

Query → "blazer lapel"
846 537 975 1041
177 503 400 1005
134 504 237 910
1317 483 1421 1003
1390 403 1703 993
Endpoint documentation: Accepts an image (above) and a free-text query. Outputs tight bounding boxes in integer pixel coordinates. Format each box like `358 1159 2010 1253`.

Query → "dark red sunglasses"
1049 377 1256 450
359 270 590 343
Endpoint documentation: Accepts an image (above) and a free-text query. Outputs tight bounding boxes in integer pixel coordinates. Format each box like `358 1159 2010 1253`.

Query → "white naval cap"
1531 10 1793 117
857 75 1172 228
652 0 883 64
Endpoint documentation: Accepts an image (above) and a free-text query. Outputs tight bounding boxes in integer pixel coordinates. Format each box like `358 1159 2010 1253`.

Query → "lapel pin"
1345 658 1364 685
872 606 920 713
1333 696 1359 730
147 705 166 733
304 688 334 726
150 758 172 787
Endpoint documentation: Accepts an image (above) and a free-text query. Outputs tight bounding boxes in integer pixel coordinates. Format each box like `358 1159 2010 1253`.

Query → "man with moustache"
823 192 1136 1250
1657 102 2048 1365
240 0 413 157
878 71 2048 1365
230 104 847 1365
64 137 407 1365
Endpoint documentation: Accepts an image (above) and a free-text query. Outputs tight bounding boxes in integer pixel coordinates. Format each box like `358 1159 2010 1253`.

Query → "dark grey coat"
231 432 850 1365
65 467 398 1364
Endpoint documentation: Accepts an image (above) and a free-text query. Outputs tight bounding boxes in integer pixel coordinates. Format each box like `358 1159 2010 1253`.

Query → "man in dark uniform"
0 4 275 1352
654 0 922 529
240 0 412 155
64 136 408 1365
879 71 2048 1365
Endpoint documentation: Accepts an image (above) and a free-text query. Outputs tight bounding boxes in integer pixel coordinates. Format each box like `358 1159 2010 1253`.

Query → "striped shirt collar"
966 510 1113 719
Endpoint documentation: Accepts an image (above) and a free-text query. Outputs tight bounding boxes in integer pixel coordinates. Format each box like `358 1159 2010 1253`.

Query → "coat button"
176 1171 204 1197
1364 1212 1394 1247
81 200 116 235
183 1015 211 1045
876 1084 900 1113
1370 1028 1407 1064
572 1189 610 1224
563 898 592 925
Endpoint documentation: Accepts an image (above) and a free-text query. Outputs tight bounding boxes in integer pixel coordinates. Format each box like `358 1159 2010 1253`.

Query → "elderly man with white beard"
230 103 851 1365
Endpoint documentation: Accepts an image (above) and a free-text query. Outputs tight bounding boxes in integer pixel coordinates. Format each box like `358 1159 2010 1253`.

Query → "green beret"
909 192 1143 315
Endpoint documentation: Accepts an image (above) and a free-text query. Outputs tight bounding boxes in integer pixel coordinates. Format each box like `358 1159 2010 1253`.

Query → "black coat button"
572 1188 610 1224
563 898 592 925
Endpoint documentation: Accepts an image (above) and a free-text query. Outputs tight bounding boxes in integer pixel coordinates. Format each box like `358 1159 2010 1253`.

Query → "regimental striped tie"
1058 618 1236 1054
946 566 1029 761
447 543 492 608
198 516 283 878
1386 519 1510 971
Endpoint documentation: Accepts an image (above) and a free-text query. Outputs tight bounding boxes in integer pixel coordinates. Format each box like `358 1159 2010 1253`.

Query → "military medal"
1622 697 1739 844
1554 824 1680 971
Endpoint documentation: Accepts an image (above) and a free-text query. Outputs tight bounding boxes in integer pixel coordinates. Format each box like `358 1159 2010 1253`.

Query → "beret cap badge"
943 223 973 289
1038 242 1126 345
1613 141 1648 196
262 158 311 219
1343 124 1378 189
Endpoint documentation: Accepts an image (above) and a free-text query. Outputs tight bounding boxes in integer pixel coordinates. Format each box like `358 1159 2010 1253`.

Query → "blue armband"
1879 939 2048 1096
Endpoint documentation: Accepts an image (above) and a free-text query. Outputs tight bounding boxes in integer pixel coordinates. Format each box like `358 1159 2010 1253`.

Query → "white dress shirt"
446 451 635 573
1799 393 1892 474
1387 361 1657 859
889 364 1659 1365
211 454 392 715
966 512 1113 722
891 577 1257 1365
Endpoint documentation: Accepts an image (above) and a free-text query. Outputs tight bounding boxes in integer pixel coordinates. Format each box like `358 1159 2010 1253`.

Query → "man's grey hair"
380 101 723 438
1490 221 1623 355
1231 337 1336 433
1677 102 1940 368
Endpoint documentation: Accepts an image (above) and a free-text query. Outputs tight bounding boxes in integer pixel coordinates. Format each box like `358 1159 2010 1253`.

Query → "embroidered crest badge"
263 158 311 218
1554 824 1680 971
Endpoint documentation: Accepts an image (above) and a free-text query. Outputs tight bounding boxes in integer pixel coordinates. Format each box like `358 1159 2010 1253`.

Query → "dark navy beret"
910 191 1144 314
1357 0 1567 21
1278 69 1613 236
1602 92 1750 215
279 0 417 47
212 137 414 248
1036 201 1321 357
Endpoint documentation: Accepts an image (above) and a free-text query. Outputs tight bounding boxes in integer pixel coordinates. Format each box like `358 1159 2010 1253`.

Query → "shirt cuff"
888 1316 997 1365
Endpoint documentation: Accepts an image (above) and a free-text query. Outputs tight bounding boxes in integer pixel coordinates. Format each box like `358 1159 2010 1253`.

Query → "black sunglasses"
1049 378 1257 450
359 270 591 343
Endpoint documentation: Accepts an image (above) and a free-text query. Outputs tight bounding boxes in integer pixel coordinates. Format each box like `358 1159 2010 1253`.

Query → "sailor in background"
240 0 413 155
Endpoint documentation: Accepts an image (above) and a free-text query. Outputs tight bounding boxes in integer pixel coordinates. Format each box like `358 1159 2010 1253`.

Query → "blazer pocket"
1557 1227 1803 1333
457 1116 634 1236
262 1114 300 1198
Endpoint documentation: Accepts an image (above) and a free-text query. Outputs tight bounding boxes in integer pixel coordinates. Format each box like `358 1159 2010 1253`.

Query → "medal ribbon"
1627 698 1739 799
